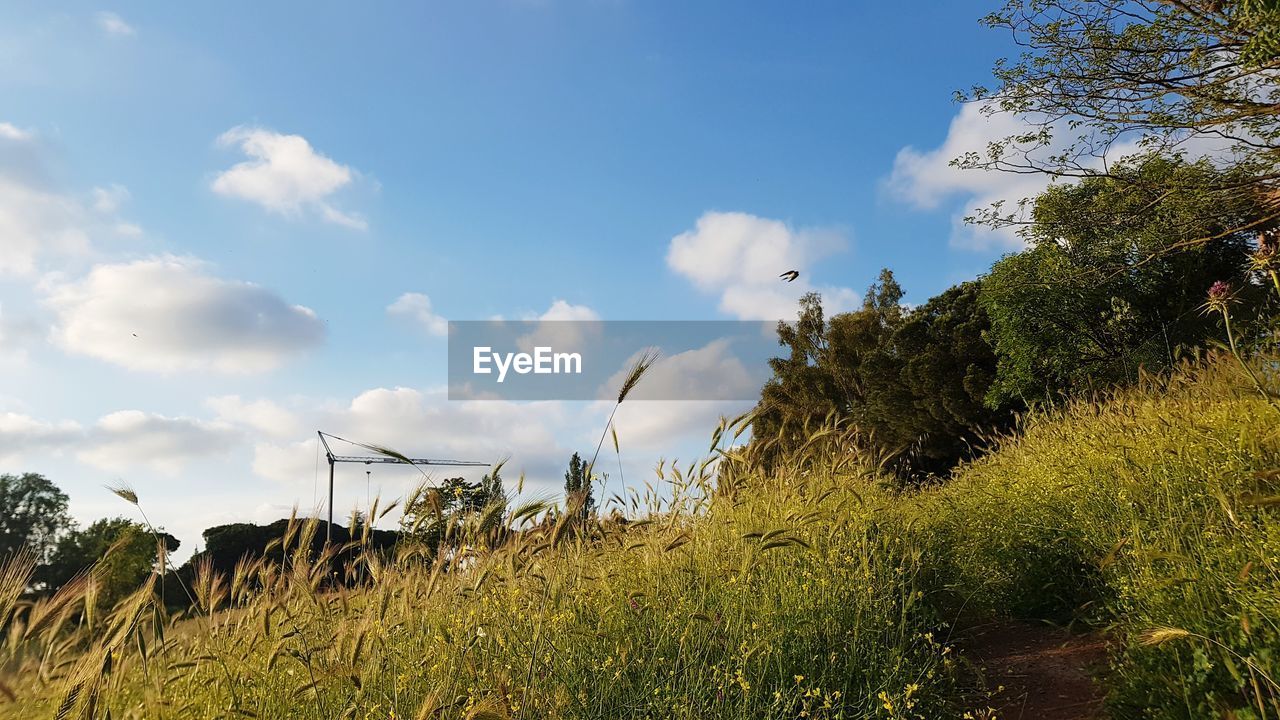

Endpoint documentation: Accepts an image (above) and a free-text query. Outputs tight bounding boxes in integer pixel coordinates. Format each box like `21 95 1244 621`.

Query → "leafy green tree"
477 470 507 532
981 156 1264 406
401 473 508 543
963 0 1280 237
44 518 178 607
0 473 73 564
563 452 594 520
754 293 844 463
889 281 1020 474
755 271 1015 479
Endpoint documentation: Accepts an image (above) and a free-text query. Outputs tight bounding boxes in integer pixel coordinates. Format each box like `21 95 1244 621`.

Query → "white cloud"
0 123 32 142
0 304 42 365
44 255 326 373
667 211 859 320
884 104 1058 250
212 126 366 229
252 387 570 496
883 103 1244 250
596 341 757 453
0 130 140 275
513 299 602 355
0 175 94 275
603 340 757 402
91 184 129 213
79 411 239 475
95 11 136 37
538 300 600 322
207 395 302 439
0 408 239 475
387 292 448 336
0 412 82 461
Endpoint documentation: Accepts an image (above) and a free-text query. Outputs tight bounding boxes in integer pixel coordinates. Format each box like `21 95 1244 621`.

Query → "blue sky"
0 1 1036 556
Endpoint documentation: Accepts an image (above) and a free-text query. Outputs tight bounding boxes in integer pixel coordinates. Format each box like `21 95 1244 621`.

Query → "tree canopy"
0 472 74 564
981 155 1265 405
963 0 1280 237
755 272 1018 480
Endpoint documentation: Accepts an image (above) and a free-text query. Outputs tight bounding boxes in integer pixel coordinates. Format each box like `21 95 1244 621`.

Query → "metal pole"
327 456 335 544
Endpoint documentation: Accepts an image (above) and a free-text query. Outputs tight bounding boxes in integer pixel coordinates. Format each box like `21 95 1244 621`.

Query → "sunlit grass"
913 355 1280 717
2 354 1278 718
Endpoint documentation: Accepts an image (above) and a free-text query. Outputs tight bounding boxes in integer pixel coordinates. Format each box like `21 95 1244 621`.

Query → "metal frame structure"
317 431 489 543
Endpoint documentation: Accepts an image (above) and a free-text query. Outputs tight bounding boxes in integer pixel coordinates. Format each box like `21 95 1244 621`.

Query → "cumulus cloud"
252 387 570 495
0 304 42 364
883 103 1243 250
0 412 82 461
387 292 448 337
667 211 859 320
79 411 239 474
95 11 135 36
0 175 94 275
0 409 239 474
212 126 366 229
0 123 32 142
883 104 1063 250
514 299 602 355
44 255 326 373
207 395 302 439
595 340 757 451
0 126 140 275
537 300 599 322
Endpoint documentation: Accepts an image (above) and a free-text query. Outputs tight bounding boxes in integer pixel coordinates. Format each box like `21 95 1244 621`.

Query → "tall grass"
913 355 1280 717
3 354 1278 718
0 433 956 719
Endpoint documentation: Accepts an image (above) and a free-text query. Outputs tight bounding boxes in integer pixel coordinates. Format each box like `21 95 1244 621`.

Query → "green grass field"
2 355 1278 719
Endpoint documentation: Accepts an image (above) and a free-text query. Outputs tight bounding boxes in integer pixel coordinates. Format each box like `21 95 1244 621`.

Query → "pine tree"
563 452 594 520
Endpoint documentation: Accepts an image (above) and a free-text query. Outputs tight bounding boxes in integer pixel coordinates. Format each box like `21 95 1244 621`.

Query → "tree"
401 473 508 545
981 156 1264 405
43 518 179 607
754 272 1017 480
477 470 507 533
889 281 1021 474
0 473 74 564
563 452 594 520
963 0 1280 239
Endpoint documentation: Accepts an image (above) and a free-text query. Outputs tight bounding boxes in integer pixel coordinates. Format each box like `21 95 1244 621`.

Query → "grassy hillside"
2 355 1278 719
913 358 1280 717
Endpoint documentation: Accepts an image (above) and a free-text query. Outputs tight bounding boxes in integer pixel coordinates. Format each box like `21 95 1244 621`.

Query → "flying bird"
779 270 799 282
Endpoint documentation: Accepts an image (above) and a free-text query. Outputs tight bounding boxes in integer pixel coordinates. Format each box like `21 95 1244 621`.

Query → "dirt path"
955 620 1110 719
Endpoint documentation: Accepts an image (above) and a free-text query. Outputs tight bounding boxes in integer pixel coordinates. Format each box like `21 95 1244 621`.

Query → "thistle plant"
1203 281 1280 417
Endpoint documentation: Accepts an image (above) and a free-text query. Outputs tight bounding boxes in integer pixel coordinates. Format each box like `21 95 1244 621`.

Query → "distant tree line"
0 468 514 609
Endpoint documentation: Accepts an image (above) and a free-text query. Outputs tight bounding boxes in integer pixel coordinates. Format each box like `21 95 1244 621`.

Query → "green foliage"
44 518 178 610
756 273 1016 478
890 281 1019 473
980 155 1265 406
0 441 960 720
964 0 1280 232
913 356 1280 717
563 451 594 519
0 472 73 565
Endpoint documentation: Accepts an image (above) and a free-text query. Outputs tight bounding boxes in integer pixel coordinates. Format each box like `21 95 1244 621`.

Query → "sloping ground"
958 621 1109 720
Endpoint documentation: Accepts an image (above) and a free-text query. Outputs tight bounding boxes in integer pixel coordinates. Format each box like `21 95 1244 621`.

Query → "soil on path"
955 620 1110 720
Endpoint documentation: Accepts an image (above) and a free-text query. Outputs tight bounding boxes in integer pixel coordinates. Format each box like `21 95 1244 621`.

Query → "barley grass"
2 354 1278 718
